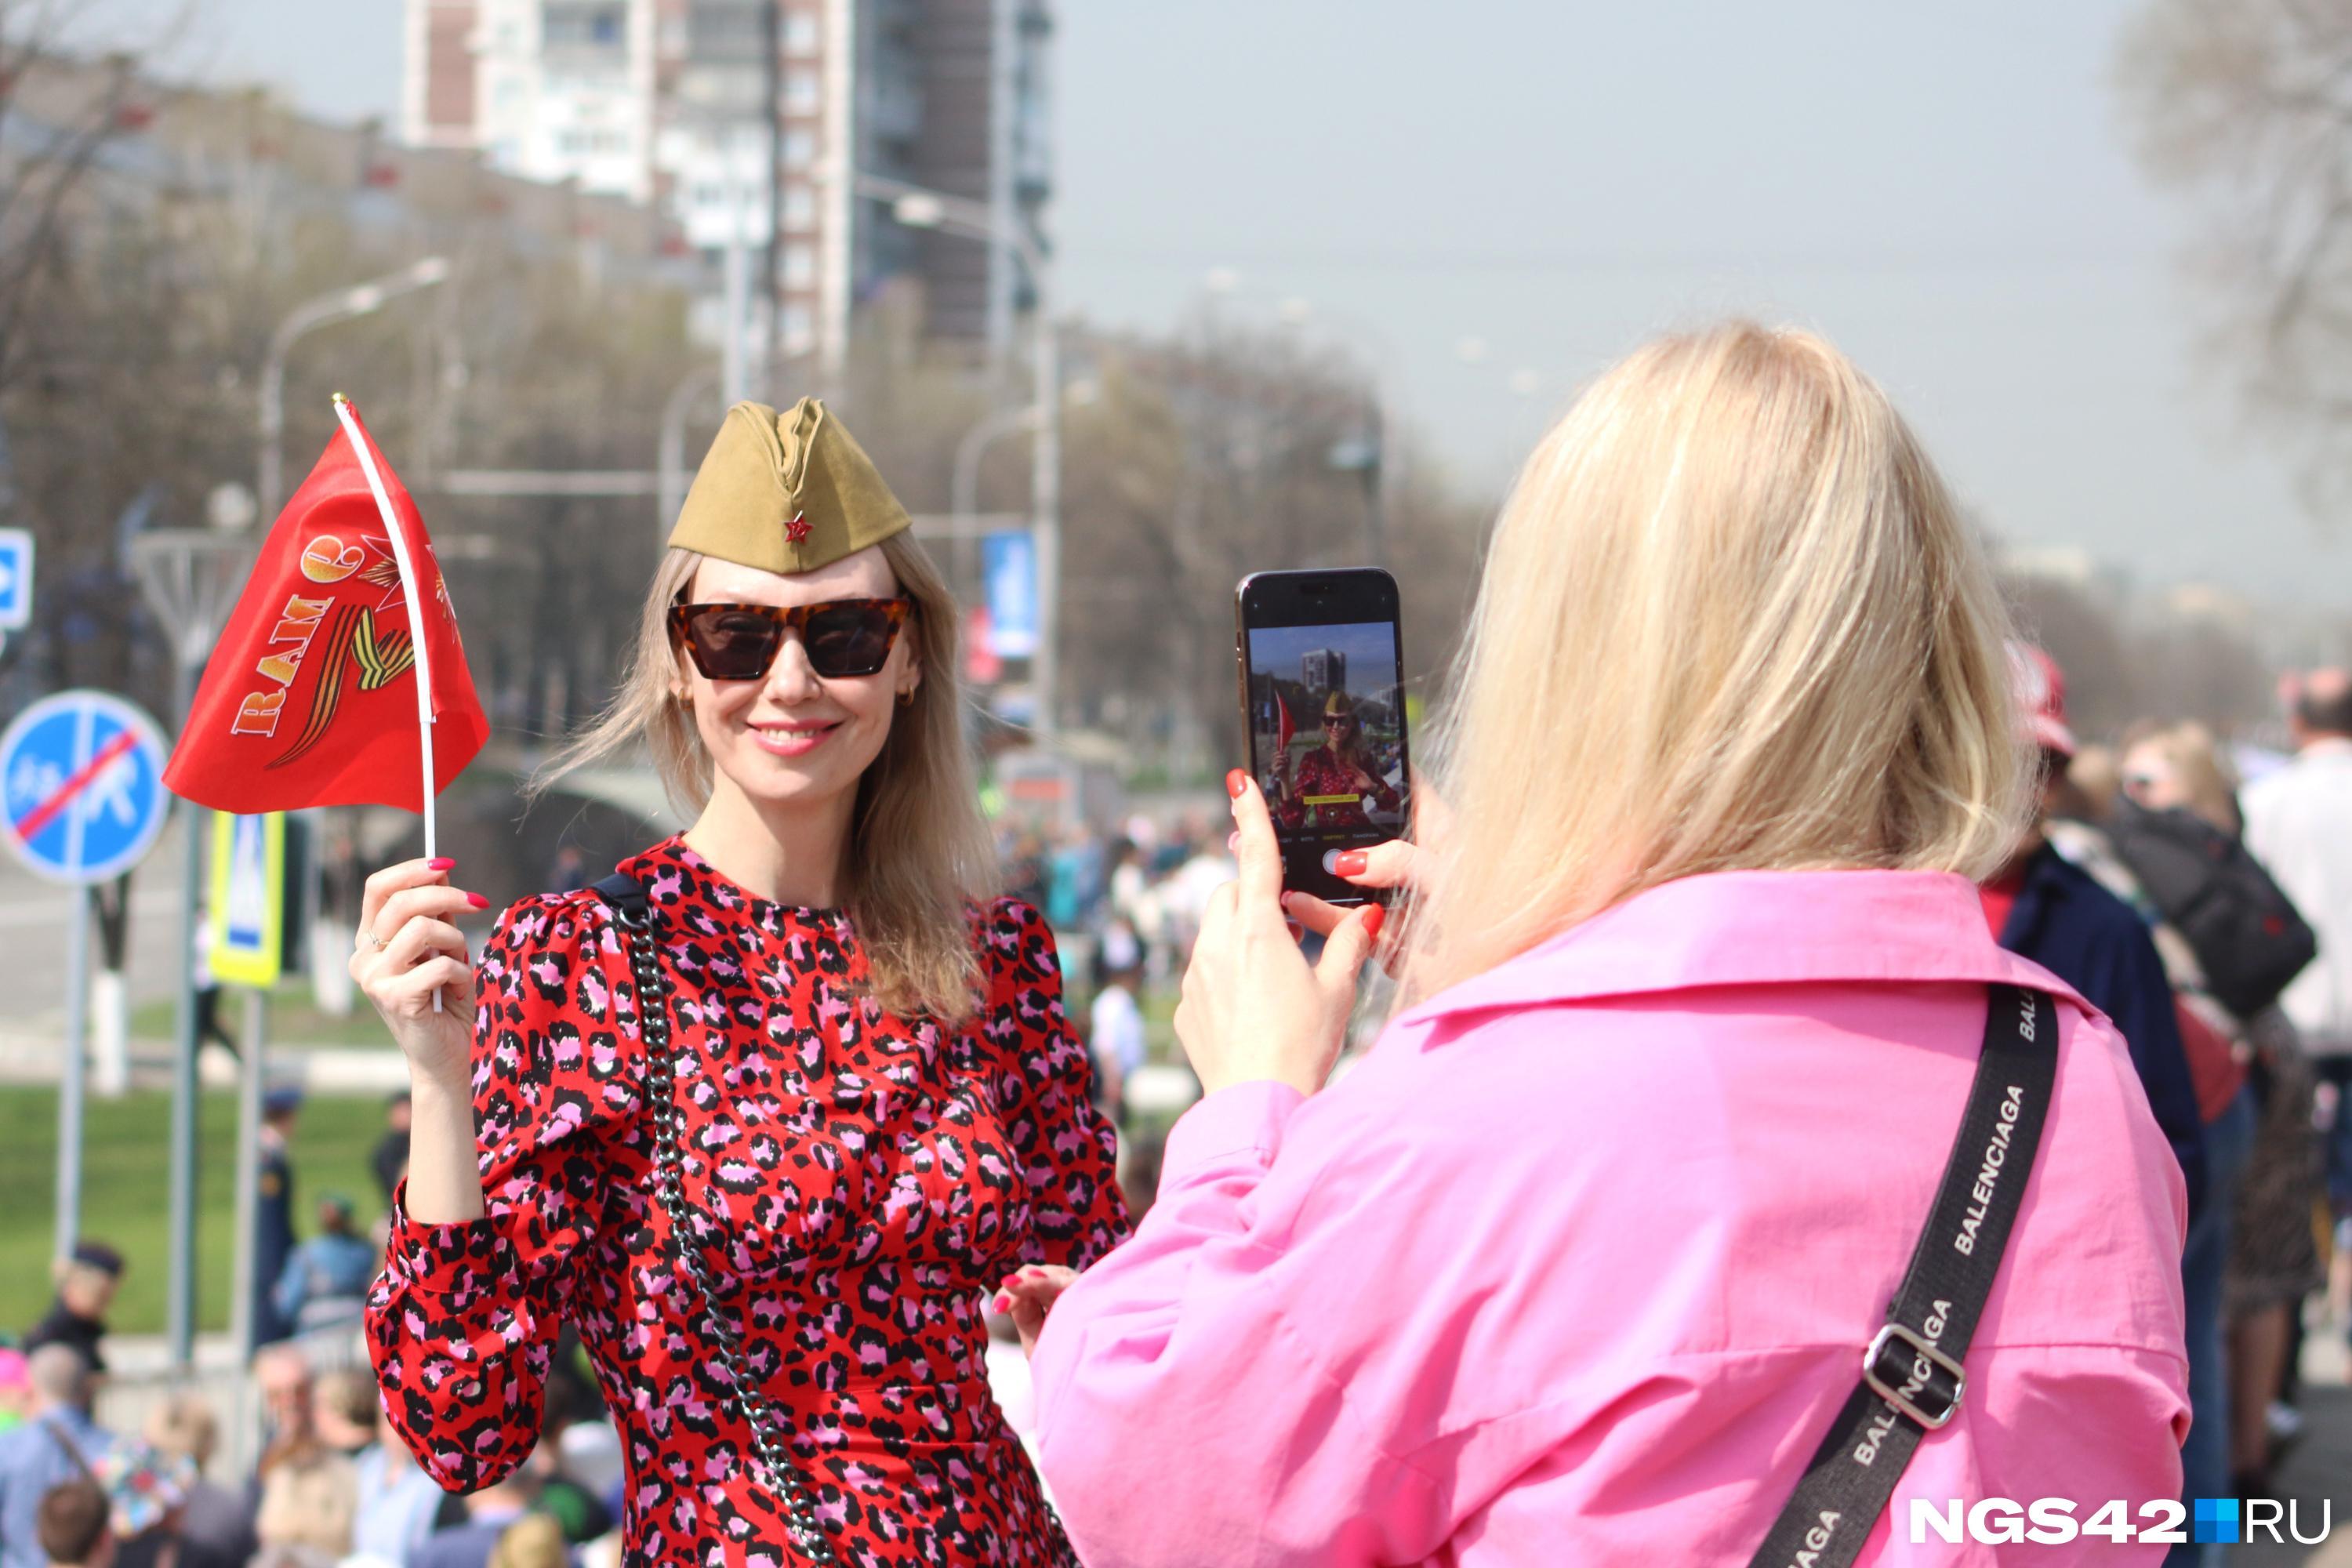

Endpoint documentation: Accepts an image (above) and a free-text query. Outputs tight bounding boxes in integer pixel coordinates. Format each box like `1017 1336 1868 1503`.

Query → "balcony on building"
540 1 630 66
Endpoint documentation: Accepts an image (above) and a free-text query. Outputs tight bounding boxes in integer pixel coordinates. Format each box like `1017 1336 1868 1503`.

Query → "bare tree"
2118 0 2352 518
0 2 188 396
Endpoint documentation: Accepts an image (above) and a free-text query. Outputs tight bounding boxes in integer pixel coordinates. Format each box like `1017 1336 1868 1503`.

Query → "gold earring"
897 688 915 707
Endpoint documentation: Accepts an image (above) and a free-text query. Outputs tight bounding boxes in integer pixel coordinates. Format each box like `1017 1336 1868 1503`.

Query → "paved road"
0 810 189 1021
2238 1322 2350 1566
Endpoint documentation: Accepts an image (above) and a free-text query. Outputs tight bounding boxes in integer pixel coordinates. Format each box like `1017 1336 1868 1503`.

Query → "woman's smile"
747 717 844 757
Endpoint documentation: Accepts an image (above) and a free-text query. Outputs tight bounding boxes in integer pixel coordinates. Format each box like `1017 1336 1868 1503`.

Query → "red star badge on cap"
785 511 811 545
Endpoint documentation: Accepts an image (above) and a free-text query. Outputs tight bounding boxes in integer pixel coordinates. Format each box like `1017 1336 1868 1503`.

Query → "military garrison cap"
669 398 913 574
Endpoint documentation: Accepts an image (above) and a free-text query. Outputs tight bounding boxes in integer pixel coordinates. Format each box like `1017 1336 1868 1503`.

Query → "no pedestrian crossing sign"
0 689 171 885
0 528 30 631
208 810 285 989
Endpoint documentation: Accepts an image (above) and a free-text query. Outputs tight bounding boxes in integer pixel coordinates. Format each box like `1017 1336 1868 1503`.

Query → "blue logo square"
2194 1498 2240 1544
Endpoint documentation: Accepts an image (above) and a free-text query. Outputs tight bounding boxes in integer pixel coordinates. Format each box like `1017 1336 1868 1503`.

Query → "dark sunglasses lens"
684 608 783 680
801 604 898 677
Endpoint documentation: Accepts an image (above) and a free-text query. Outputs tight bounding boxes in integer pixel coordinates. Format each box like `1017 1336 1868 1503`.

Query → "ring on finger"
359 928 390 952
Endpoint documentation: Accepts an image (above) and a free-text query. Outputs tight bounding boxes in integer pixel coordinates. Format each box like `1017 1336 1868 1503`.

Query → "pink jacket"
1029 870 2189 1566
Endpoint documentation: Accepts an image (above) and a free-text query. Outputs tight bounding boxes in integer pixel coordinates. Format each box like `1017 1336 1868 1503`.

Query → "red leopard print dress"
365 837 1131 1566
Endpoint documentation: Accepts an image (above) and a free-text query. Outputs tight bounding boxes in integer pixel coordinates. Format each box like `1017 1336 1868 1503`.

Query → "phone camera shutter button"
1321 850 1345 876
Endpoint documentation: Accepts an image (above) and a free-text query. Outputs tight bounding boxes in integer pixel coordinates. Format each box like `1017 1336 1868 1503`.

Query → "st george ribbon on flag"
162 397 488 824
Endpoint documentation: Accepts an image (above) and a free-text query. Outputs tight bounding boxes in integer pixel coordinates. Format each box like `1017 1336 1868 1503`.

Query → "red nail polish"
1226 769 1247 799
466 892 491 910
428 857 456 871
1333 850 1368 877
990 1294 1010 1313
1362 904 1386 941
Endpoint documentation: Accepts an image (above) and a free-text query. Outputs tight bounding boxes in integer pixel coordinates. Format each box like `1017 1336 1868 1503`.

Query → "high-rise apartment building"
400 0 1051 365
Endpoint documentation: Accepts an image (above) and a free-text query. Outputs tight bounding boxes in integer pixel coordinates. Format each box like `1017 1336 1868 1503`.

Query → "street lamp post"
1265 295 1398 568
128 523 254 1370
258 256 452 521
659 365 722 543
853 174 1060 741
950 403 1039 589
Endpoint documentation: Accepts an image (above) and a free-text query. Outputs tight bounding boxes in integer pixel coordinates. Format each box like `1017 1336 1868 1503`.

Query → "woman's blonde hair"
2125 722 2242 837
1407 322 2027 999
535 532 995 1021
1322 690 1370 768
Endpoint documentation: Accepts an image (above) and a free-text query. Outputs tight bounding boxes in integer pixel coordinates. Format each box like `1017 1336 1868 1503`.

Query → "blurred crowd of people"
996 811 1235 1120
2006 659 2352 1538
8 655 2352 1563
0 808 1240 1568
0 1086 622 1568
0 1328 620 1568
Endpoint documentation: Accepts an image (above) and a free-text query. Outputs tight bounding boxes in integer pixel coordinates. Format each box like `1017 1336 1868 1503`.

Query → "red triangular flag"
163 402 488 812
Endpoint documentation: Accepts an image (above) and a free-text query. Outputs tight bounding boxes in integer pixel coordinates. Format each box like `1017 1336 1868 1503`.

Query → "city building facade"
400 0 1051 366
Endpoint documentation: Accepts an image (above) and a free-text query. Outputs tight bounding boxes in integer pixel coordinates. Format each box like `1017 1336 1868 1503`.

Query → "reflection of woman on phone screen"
1274 690 1399 831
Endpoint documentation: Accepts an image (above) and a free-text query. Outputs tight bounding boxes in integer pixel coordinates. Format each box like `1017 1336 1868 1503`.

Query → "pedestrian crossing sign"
209 811 285 989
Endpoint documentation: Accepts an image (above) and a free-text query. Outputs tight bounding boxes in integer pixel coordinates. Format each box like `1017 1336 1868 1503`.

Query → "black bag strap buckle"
1862 1323 1966 1431
589 870 650 928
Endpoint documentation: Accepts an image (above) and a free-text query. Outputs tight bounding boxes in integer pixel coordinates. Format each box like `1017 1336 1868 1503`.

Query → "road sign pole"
229 985 267 1357
1 688 172 1290
165 660 201 1370
53 884 92 1262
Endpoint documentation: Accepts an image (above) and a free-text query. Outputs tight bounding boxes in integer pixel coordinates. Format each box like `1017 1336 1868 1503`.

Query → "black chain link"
612 892 1082 1566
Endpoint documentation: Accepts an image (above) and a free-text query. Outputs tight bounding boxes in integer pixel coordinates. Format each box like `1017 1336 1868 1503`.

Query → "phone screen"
1238 571 1410 906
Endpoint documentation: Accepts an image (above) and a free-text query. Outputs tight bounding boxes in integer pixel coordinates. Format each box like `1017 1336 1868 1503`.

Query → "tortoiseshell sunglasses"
668 597 913 681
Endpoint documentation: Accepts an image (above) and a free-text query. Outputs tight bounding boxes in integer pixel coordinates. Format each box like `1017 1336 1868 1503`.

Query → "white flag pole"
332 394 445 1011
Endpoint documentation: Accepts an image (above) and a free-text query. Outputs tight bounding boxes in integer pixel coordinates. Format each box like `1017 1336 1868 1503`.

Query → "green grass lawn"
2 978 1175 1338
0 1087 389 1338
130 982 399 1050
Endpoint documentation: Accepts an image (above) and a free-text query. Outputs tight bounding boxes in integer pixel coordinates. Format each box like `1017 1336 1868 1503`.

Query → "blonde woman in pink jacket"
1002 323 2190 1565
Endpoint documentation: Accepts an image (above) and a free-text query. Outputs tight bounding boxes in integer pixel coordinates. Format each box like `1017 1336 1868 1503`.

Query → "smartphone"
1235 568 1412 906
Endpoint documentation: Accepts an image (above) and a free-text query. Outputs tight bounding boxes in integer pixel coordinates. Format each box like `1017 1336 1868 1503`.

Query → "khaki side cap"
667 398 913 575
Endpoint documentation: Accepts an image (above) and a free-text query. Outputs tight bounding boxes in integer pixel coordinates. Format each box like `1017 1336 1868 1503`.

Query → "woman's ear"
898 619 924 699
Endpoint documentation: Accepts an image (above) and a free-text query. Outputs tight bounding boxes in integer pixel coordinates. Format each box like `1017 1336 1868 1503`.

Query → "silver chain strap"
610 891 1083 1567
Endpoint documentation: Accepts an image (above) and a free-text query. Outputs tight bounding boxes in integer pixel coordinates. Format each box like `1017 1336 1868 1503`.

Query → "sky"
1246 621 1400 687
92 0 2349 609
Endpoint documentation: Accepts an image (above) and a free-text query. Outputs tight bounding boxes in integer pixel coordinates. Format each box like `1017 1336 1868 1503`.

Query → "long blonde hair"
1407 322 2027 999
535 532 996 1021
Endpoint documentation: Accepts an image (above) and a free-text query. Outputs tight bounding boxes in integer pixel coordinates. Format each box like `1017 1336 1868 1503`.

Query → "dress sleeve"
982 898 1131 1269
364 893 642 1493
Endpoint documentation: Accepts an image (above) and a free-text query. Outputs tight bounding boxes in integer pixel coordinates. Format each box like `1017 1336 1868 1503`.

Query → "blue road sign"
0 528 30 631
1 690 171 885
982 529 1038 659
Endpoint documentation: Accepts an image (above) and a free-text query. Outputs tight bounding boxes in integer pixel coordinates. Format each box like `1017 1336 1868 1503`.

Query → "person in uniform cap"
21 1245 122 1375
352 400 1128 1566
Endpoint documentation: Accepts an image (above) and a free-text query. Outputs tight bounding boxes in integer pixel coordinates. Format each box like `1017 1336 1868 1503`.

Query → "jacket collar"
1399 868 2086 1026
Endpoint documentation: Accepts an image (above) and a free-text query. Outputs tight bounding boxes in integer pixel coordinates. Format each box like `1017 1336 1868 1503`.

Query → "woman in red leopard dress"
1271 690 1402 835
354 400 1128 1566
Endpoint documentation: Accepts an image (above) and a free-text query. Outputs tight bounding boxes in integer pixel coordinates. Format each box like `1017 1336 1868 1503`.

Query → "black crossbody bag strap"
1745 982 2059 1568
